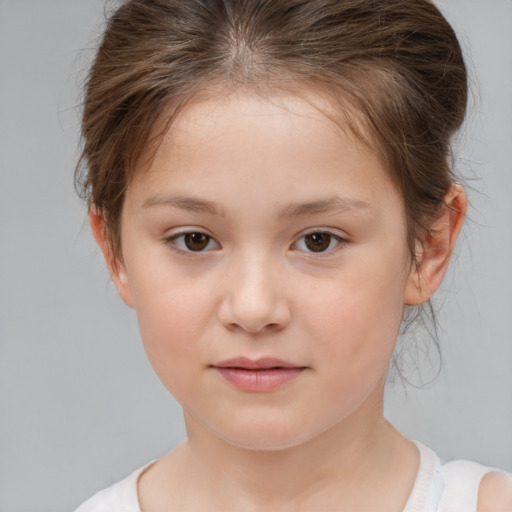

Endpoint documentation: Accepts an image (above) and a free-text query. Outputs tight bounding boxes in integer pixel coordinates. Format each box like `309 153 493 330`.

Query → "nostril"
224 321 281 334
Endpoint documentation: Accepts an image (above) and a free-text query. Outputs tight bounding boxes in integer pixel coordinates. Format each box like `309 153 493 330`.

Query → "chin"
224 433 305 452
212 419 320 452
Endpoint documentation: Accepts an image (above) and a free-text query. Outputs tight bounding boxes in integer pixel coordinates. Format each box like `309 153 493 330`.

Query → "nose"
217 252 291 334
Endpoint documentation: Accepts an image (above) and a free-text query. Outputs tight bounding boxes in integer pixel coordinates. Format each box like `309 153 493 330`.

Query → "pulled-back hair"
76 0 467 262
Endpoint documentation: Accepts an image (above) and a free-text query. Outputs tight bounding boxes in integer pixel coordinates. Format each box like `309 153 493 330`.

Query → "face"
111 91 416 450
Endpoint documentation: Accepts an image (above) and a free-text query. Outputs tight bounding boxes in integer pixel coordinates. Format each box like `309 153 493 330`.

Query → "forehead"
127 89 400 215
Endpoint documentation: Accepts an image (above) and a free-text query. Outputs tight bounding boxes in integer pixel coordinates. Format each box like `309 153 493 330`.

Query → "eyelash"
163 229 347 256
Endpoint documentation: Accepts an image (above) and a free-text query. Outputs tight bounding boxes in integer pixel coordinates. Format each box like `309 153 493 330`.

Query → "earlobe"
89 207 134 308
404 183 467 306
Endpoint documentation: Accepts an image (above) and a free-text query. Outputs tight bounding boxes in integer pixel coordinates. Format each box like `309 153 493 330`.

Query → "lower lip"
214 367 306 392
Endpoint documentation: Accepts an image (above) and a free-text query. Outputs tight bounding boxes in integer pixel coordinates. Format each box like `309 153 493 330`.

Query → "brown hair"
76 0 467 262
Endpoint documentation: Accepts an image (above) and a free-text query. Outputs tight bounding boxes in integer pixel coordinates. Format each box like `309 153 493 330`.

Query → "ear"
404 183 467 306
89 207 134 308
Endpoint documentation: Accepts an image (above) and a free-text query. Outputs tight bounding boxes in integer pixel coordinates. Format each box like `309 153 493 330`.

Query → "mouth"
211 357 308 392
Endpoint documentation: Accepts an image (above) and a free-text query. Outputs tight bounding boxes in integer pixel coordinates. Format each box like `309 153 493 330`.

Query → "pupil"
305 233 330 252
185 233 209 251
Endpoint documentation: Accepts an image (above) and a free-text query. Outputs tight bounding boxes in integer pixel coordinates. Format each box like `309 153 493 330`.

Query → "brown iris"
304 233 332 252
184 232 210 251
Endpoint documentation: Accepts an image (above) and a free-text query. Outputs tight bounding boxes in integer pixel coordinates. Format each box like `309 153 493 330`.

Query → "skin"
91 90 478 511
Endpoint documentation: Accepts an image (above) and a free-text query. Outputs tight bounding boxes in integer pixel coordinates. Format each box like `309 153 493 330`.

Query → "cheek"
130 274 215 388
302 258 407 376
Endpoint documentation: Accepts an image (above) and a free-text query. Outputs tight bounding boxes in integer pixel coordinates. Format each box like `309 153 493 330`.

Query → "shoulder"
74 484 125 512
431 451 512 512
73 461 153 512
477 471 512 512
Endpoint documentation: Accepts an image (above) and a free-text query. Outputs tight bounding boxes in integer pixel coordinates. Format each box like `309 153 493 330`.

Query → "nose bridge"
219 247 290 333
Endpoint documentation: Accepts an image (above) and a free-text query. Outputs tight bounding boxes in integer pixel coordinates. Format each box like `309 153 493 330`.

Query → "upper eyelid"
293 227 349 241
165 226 217 241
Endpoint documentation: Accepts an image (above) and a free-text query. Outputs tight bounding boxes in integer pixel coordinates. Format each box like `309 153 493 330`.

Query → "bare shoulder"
477 471 512 512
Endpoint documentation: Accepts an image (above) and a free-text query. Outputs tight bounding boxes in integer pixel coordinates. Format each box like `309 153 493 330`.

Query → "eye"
167 231 220 253
293 231 343 253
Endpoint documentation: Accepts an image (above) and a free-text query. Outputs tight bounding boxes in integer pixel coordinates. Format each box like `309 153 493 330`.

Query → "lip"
211 357 307 392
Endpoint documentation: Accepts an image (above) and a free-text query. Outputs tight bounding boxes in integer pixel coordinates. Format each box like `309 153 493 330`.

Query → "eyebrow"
141 194 371 218
277 196 372 218
142 195 224 216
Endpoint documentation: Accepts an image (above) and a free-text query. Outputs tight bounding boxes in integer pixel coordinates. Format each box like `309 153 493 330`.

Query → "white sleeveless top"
74 442 505 512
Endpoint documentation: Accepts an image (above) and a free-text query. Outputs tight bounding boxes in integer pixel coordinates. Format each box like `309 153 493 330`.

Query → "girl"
74 0 512 510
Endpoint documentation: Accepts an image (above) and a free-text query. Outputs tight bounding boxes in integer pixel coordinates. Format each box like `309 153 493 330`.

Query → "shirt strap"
403 442 441 512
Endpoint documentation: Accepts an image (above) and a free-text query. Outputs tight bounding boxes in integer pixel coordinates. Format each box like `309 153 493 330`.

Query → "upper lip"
212 357 304 370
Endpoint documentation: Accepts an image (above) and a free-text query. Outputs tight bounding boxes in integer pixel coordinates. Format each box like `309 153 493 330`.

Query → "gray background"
0 1 511 511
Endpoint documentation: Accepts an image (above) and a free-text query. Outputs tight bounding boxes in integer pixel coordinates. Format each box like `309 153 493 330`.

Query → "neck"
170 388 416 511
